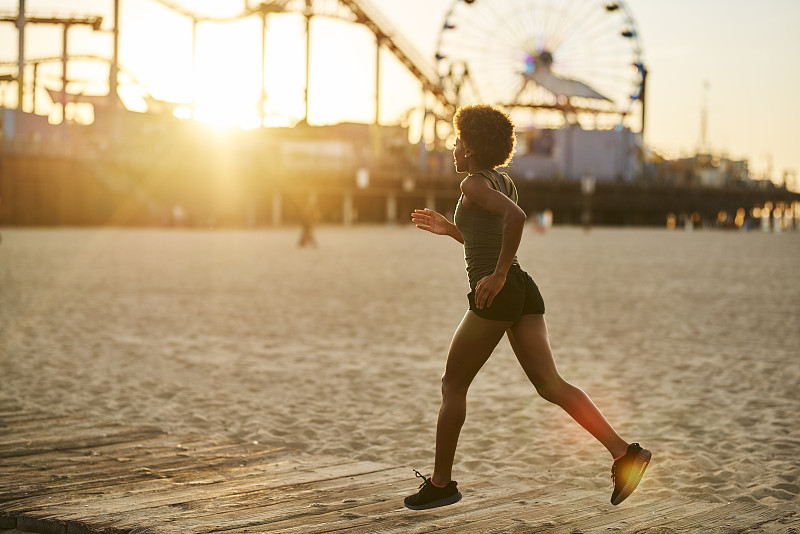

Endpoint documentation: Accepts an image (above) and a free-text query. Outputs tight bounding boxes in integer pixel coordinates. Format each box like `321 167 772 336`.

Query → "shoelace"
413 469 429 489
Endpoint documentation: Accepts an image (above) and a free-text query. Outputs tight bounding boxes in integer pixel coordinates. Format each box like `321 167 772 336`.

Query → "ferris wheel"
435 0 646 132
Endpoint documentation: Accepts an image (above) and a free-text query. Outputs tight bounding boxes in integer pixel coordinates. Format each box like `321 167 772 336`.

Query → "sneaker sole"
404 491 462 511
611 449 651 506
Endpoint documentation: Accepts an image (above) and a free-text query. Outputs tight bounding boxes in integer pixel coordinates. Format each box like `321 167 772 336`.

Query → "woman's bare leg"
507 314 628 459
431 311 512 485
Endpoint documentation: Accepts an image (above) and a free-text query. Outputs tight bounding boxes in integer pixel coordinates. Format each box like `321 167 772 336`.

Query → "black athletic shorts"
467 264 545 322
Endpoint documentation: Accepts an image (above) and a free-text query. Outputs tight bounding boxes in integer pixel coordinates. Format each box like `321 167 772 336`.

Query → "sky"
0 0 798 187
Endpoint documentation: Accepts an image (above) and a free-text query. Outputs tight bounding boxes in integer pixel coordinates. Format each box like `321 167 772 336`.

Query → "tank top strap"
476 170 517 202
498 171 518 203
492 169 513 198
475 170 507 196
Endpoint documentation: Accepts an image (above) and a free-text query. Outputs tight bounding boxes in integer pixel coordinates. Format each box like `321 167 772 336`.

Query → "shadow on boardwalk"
1 399 797 534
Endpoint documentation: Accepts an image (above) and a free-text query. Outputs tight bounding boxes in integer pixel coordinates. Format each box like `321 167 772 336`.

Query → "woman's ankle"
430 473 451 487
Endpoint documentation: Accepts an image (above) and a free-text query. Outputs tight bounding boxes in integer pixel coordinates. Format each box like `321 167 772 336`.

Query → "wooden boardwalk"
1 399 797 534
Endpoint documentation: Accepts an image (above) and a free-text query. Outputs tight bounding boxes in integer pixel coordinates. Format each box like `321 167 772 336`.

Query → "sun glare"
191 91 262 130
0 0 421 133
128 7 412 130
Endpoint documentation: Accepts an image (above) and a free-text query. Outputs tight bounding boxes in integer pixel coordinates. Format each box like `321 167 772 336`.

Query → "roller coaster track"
2 1 454 117
0 54 144 88
335 0 453 115
151 0 282 22
148 0 454 116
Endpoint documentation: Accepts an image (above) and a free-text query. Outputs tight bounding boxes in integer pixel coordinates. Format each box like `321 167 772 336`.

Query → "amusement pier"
0 0 798 230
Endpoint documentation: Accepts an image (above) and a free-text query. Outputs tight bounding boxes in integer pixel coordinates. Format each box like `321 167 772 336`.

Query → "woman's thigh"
442 311 513 392
506 314 562 388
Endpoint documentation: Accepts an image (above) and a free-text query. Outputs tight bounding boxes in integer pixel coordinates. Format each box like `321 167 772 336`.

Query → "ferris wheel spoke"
443 37 513 67
457 41 526 76
552 11 614 56
556 45 626 78
459 0 517 48
515 1 547 53
527 1 550 51
505 0 538 52
443 12 520 62
489 9 539 56
511 0 534 40
549 0 586 45
436 0 644 127
482 0 524 47
556 42 630 70
581 20 630 48
552 3 599 50
548 0 599 51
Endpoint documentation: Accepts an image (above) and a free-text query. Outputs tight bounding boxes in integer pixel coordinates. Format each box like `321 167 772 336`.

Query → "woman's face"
453 137 469 173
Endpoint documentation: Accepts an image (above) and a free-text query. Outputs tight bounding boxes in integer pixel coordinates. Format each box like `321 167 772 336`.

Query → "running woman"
404 104 650 511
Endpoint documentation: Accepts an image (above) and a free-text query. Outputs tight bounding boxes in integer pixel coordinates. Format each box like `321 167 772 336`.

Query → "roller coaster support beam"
336 0 454 117
17 0 24 112
1 10 103 118
304 0 311 123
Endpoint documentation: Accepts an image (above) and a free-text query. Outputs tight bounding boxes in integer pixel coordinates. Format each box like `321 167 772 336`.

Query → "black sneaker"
610 442 651 505
404 470 462 510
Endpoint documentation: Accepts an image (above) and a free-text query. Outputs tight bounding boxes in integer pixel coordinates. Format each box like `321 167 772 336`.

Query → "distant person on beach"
405 104 650 510
298 195 320 248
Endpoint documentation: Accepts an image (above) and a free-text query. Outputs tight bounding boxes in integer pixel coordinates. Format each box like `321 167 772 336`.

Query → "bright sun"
107 1 423 132
127 5 407 130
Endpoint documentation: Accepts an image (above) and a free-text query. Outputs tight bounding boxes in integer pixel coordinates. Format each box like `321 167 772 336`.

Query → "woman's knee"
534 375 572 404
441 372 471 399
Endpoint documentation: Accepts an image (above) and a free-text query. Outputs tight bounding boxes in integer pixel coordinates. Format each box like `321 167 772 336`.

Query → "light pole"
16 0 24 114
256 3 284 127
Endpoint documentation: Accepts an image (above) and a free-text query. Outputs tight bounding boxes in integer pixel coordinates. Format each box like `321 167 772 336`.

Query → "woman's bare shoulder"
460 173 501 210
460 173 492 194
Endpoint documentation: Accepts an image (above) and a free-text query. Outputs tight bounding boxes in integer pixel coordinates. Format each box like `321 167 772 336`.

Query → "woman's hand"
412 209 450 236
474 272 507 309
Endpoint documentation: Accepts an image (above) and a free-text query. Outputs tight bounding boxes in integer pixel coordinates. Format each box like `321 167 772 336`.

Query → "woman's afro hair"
453 104 517 167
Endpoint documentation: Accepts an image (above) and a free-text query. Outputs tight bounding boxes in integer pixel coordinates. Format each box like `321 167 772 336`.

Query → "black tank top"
454 169 520 286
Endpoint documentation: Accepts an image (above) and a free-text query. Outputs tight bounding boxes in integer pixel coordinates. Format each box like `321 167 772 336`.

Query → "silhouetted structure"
0 1 797 230
1 109 797 229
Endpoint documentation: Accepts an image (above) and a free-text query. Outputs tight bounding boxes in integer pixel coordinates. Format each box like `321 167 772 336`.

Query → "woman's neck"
467 161 495 174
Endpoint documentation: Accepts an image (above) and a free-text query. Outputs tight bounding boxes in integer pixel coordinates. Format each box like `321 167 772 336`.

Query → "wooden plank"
0 425 166 459
0 444 299 507
1 433 284 480
69 456 389 520
0 447 294 512
2 452 399 534
140 467 416 534
94 469 412 533
2 444 295 511
214 480 580 534
363 491 620 534
108 460 398 528
2 407 797 534
0 434 209 477
2 439 290 486
659 500 797 533
3 463 402 534
423 495 714 534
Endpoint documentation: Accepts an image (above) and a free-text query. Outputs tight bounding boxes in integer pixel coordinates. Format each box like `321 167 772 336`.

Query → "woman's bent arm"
412 209 464 244
460 175 526 308
495 208 526 276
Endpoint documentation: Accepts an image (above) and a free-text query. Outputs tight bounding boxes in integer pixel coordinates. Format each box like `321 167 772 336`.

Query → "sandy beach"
0 225 798 514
